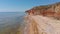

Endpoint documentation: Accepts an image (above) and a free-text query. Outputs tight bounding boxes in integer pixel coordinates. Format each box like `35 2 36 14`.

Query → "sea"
0 12 25 34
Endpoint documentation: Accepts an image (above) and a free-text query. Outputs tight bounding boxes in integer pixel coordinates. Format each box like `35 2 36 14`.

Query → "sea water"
0 12 25 34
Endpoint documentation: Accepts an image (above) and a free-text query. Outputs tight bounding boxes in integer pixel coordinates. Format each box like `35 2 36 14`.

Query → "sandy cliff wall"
24 2 60 34
25 2 60 19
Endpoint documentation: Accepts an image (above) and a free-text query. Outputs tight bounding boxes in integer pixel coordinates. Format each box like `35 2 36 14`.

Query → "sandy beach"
23 15 60 34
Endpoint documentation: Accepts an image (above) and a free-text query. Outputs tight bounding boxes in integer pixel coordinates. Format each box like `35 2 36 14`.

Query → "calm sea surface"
0 12 25 34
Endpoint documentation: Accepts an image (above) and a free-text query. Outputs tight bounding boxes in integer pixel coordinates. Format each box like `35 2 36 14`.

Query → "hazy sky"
0 0 60 12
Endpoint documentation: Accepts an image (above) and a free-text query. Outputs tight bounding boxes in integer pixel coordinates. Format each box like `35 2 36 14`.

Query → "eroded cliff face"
25 2 60 20
24 2 60 34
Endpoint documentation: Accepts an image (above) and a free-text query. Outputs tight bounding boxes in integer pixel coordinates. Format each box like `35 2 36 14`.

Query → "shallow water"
0 12 25 34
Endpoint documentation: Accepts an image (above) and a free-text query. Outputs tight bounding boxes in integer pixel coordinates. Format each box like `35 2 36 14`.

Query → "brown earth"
25 2 60 20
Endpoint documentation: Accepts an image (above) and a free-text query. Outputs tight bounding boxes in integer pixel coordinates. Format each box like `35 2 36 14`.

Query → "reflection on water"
0 12 24 34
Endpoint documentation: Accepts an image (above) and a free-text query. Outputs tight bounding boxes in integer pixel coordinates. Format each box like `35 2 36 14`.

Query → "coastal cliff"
23 2 60 34
25 2 60 19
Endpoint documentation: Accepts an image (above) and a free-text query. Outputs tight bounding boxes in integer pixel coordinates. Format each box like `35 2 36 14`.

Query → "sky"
0 0 60 12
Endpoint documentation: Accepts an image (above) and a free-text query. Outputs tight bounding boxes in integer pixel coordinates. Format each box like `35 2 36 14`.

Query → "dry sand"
23 15 60 34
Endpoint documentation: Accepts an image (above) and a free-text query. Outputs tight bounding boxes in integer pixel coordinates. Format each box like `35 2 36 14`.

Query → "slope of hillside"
25 2 60 20
24 2 60 34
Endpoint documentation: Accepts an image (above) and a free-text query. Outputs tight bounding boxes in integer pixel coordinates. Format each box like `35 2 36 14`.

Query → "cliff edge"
24 2 60 34
25 2 60 20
